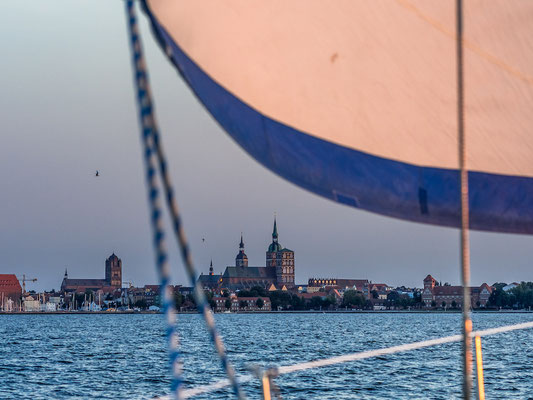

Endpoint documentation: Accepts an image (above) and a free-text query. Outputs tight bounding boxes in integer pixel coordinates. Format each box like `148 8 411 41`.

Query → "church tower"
209 260 214 276
266 218 295 288
266 218 281 267
235 234 249 267
105 253 122 288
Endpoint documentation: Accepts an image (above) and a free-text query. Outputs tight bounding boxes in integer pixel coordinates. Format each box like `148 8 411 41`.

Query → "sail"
141 0 533 234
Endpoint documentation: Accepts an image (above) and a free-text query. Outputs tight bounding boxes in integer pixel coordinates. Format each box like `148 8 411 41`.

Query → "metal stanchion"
475 336 485 400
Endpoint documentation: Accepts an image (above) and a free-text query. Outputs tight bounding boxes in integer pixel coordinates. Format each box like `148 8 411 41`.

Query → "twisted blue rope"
125 1 182 397
125 2 245 399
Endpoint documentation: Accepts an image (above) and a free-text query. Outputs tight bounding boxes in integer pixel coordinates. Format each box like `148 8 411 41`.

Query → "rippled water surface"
1 313 532 399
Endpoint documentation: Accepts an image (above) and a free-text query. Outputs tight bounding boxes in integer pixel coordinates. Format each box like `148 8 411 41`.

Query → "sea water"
1 312 532 399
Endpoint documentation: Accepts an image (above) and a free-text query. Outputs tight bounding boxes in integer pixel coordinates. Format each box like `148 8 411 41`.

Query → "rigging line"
157 320 533 399
125 1 182 397
456 1 473 399
126 2 245 399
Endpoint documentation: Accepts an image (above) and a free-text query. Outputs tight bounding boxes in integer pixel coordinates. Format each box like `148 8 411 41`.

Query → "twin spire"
233 217 279 268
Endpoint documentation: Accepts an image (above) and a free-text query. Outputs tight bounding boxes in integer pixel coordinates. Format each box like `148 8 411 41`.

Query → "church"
197 219 295 291
60 253 122 293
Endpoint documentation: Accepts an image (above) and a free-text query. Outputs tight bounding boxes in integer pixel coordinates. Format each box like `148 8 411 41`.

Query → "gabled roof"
234 296 270 301
298 292 326 299
0 274 22 295
63 278 107 287
433 285 462 296
197 274 222 284
222 266 276 279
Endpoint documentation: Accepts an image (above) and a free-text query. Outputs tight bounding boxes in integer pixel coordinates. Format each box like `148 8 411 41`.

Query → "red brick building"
61 253 123 293
422 274 492 308
0 274 22 309
217 219 295 291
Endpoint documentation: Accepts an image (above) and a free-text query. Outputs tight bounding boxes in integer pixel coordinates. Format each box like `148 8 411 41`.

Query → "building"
308 278 370 294
23 295 40 312
0 274 22 311
60 253 123 293
368 283 392 299
217 219 295 291
212 296 271 312
503 282 519 292
265 219 295 288
197 260 222 290
422 274 492 308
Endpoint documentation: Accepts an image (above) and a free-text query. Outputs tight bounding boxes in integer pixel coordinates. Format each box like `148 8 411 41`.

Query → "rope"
155 320 533 399
125 1 182 397
455 1 473 398
126 2 245 399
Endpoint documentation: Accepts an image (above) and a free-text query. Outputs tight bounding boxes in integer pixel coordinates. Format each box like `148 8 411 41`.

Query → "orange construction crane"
17 274 37 295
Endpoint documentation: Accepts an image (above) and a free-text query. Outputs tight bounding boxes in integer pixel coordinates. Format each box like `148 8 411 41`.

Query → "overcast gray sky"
1 0 531 292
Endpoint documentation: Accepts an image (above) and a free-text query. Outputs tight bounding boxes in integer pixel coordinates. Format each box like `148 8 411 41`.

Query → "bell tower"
266 218 295 288
105 253 122 288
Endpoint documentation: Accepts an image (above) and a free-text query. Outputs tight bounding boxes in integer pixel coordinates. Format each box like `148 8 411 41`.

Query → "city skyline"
1 0 531 293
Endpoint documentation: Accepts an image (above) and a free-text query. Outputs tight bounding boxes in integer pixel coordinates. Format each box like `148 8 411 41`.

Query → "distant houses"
1 239 530 312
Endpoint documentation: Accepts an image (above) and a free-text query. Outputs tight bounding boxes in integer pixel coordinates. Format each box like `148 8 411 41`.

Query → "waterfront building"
22 295 40 312
218 219 295 291
308 278 370 294
422 274 492 308
212 296 271 312
0 274 22 311
60 253 123 293
368 283 392 299
126 285 160 307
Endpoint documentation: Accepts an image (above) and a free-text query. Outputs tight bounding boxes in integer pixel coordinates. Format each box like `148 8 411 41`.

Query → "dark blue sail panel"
141 2 533 235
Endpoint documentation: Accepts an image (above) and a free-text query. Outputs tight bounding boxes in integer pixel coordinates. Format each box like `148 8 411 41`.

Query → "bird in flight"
95 170 100 177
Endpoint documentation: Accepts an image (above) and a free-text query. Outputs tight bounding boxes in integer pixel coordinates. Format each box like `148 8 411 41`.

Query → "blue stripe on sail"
141 2 533 235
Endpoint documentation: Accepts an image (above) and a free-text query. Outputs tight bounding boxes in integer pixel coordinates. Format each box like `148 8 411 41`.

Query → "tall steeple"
64 268 68 279
209 260 214 276
267 217 282 253
235 233 248 267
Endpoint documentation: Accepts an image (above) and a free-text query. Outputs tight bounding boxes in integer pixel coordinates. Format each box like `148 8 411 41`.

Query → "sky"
0 0 531 292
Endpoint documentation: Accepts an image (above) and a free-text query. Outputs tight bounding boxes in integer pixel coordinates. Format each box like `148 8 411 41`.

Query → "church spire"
272 217 278 242
209 260 214 276
235 233 248 267
64 268 68 279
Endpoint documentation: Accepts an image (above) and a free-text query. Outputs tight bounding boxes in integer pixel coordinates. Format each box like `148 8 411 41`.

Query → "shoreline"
1 310 532 315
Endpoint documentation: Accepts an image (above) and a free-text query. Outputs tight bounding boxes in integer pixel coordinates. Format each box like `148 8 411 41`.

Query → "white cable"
153 320 533 399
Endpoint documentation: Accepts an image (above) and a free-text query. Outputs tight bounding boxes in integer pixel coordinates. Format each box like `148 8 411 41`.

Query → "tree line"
488 282 533 309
